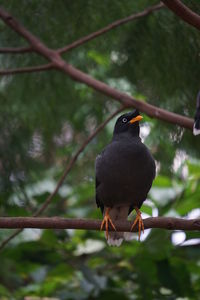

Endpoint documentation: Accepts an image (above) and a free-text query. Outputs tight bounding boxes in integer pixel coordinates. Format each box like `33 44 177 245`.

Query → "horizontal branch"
162 0 200 31
0 63 54 75
58 2 164 54
0 46 32 53
0 217 199 232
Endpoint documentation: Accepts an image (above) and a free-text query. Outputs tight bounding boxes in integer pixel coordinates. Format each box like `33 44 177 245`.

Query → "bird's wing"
194 91 200 135
95 153 104 213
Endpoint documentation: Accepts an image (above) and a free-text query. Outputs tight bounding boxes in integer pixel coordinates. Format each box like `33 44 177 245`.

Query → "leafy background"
0 0 200 299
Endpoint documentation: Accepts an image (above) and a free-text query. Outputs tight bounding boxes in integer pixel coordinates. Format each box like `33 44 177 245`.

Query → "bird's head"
113 109 143 138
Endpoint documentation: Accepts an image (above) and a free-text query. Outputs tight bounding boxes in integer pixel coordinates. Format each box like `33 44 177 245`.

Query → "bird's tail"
104 206 132 247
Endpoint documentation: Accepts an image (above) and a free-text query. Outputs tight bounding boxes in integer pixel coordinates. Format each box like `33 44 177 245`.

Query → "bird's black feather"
95 110 155 215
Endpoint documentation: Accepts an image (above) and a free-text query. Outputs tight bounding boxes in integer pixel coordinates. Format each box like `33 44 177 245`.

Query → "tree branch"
0 6 194 130
0 63 54 75
58 2 165 54
0 217 199 232
162 0 200 31
0 107 124 251
0 46 33 53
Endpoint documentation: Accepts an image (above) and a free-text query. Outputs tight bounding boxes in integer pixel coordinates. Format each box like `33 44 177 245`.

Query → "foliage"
0 0 200 299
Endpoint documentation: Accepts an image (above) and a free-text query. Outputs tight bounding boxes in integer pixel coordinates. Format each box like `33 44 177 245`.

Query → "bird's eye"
122 118 127 123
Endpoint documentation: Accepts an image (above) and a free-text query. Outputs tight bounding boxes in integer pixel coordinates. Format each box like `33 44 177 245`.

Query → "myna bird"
95 110 156 246
193 91 200 136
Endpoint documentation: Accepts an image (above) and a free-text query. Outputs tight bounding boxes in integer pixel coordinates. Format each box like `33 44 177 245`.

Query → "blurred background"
0 0 200 299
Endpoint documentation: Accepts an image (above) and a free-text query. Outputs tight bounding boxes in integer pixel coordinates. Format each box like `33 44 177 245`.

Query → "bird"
95 109 156 246
193 90 200 136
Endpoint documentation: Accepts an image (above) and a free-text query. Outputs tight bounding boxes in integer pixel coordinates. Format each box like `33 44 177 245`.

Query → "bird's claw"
130 208 144 241
100 208 116 240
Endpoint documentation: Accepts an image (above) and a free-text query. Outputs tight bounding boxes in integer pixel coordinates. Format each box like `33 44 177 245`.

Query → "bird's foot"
130 207 144 241
100 207 116 239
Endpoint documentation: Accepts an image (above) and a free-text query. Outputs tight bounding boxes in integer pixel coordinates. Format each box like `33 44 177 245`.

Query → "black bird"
95 110 156 246
193 91 200 136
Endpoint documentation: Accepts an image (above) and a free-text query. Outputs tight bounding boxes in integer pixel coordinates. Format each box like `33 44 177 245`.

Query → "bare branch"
0 5 194 130
58 2 165 54
0 217 199 232
0 63 54 75
0 46 32 53
0 107 124 251
162 0 200 31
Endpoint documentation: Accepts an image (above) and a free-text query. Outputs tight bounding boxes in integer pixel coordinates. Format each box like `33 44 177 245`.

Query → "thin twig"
0 229 22 251
0 217 199 232
0 46 32 53
162 0 200 31
0 107 124 251
58 2 165 54
0 63 54 75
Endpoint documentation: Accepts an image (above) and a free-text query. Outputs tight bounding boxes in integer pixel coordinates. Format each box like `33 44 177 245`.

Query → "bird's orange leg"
130 207 144 241
100 207 116 239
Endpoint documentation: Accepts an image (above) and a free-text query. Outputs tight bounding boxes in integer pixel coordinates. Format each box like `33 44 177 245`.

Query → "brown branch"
0 46 32 53
0 63 54 75
162 0 200 31
0 217 199 231
0 107 124 251
0 5 193 130
58 2 165 54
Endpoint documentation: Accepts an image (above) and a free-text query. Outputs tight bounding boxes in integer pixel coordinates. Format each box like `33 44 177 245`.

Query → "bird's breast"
99 144 153 195
96 140 155 207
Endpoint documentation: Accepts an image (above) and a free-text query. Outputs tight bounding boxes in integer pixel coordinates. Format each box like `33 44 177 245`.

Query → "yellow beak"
129 115 143 124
